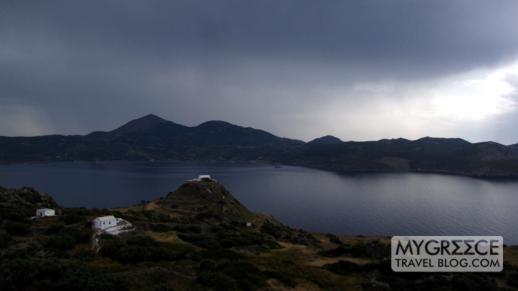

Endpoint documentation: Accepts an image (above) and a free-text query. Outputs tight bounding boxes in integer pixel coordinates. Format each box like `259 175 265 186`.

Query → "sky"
1 1 518 143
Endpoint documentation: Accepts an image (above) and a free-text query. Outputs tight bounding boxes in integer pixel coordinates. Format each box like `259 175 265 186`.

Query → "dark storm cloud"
4 1 517 73
1 0 518 141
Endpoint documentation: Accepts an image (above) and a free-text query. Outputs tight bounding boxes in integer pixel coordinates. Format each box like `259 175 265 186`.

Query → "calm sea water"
1 161 518 243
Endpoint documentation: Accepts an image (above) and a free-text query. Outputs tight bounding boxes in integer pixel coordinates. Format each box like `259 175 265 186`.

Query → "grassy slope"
1 182 518 290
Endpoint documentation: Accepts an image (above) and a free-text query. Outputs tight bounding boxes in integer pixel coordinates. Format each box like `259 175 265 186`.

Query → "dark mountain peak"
379 138 411 144
474 141 508 150
414 137 470 145
473 141 518 160
142 113 165 121
112 114 178 134
476 141 504 146
194 120 284 145
197 120 236 129
308 135 343 145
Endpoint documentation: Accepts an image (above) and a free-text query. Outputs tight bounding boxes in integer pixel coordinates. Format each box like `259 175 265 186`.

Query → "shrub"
261 221 285 239
45 233 77 250
263 271 297 288
507 270 518 288
100 236 185 263
68 228 92 243
198 261 268 291
174 224 202 233
197 272 238 291
195 249 244 262
126 235 159 247
44 223 66 235
4 221 31 236
260 222 317 246
326 233 342 244
177 233 221 249
323 260 362 275
320 241 390 259
0 208 28 221
225 262 268 290
451 274 497 291
149 223 175 232
63 213 84 225
217 230 280 249
0 232 11 248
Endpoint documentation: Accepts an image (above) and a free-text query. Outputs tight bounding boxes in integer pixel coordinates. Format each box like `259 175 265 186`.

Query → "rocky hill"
126 179 318 251
0 187 59 220
2 182 518 290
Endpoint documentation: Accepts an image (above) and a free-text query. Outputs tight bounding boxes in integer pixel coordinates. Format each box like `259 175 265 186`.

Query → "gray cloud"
1 0 518 142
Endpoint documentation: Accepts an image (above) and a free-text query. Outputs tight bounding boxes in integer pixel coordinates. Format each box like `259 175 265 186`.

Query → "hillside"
2 182 518 290
1 114 518 178
290 137 518 178
0 114 303 162
308 135 343 145
0 187 60 220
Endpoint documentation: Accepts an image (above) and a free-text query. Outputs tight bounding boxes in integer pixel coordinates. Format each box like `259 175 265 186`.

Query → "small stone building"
92 215 133 235
36 208 55 218
92 215 117 230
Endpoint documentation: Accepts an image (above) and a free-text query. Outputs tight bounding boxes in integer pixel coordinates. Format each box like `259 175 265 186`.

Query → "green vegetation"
2 183 518 290
319 240 390 260
100 235 192 263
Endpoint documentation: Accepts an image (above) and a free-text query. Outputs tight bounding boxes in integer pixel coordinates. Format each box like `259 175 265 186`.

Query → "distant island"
1 114 518 178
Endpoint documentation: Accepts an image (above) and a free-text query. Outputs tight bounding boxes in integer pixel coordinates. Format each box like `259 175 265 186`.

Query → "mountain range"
1 114 518 178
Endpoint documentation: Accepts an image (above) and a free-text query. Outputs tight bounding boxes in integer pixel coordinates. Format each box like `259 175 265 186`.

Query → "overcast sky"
1 1 518 143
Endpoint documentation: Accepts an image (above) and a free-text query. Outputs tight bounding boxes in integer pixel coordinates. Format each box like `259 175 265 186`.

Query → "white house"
93 215 117 230
36 208 55 218
92 215 133 235
189 174 214 182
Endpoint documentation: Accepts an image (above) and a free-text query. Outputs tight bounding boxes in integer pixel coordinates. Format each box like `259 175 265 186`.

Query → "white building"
92 215 133 235
189 174 214 182
36 208 55 218
93 215 117 230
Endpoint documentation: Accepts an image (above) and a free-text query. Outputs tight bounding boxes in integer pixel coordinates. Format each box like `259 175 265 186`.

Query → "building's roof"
93 215 116 222
37 208 54 211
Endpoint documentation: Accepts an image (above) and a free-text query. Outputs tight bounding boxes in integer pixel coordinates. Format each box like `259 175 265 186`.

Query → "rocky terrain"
2 181 518 290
